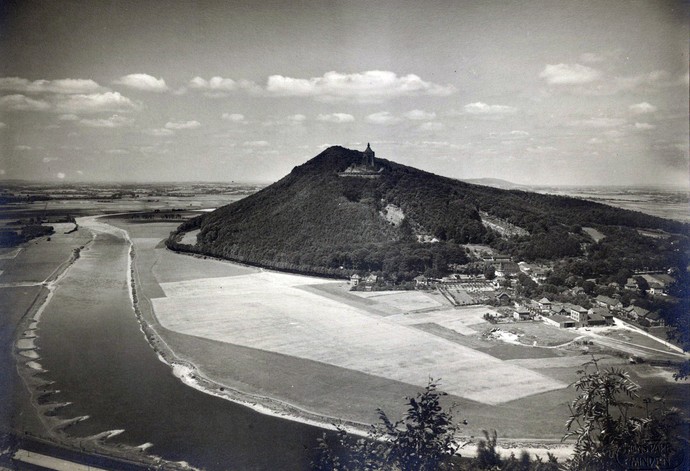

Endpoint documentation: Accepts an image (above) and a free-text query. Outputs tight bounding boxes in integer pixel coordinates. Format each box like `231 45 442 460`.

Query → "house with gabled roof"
643 311 665 327
595 295 622 310
624 305 649 321
537 297 551 312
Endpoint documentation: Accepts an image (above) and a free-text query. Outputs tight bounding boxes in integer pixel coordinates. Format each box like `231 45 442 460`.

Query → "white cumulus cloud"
189 76 238 91
0 94 51 111
165 120 201 130
57 172 66 179
55 92 140 114
114 74 169 92
464 102 517 115
539 63 602 85
629 102 657 114
266 70 456 102
15 145 32 151
634 122 656 130
365 111 400 125
317 113 355 123
0 77 102 94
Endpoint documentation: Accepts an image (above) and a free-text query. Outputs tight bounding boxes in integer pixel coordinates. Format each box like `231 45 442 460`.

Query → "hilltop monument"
339 143 382 178
362 142 375 167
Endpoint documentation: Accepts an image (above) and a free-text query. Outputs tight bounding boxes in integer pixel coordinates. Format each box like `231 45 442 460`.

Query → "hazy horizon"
1 1 688 188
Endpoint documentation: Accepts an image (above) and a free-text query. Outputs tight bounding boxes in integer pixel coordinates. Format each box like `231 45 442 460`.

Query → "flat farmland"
350 290 444 313
153 273 566 405
385 305 492 336
0 224 91 284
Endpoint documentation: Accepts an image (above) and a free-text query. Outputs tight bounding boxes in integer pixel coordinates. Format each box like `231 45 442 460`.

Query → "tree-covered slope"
168 146 688 279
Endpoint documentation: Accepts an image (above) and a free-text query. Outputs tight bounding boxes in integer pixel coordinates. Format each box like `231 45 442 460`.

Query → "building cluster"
348 245 671 331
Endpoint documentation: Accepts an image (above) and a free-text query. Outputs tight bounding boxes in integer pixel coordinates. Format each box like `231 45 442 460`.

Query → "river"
33 218 327 470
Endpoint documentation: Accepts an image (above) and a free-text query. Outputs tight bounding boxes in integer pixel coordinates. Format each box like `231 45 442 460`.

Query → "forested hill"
167 146 688 280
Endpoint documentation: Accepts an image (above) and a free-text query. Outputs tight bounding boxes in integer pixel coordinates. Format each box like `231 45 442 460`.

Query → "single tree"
313 379 464 470
563 357 686 470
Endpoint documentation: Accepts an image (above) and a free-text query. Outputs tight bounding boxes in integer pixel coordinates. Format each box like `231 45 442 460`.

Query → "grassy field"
153 272 566 405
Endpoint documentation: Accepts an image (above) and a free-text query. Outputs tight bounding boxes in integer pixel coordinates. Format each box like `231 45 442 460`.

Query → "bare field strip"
506 356 600 369
386 306 493 336
152 273 567 405
350 290 444 313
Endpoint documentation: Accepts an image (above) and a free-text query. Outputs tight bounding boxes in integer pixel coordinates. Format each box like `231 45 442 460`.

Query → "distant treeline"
0 224 54 247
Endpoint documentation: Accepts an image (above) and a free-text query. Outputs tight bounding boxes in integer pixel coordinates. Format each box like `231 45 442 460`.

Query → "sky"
0 0 688 186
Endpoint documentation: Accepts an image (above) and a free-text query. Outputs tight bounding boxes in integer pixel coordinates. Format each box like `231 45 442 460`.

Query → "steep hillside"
168 146 688 280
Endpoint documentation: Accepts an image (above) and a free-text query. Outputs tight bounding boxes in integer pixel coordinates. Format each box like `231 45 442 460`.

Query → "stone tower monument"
362 143 375 167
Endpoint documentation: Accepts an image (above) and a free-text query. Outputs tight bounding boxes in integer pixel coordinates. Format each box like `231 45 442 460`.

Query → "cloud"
587 137 604 144
15 145 32 151
634 122 656 130
222 113 245 122
190 76 238 91
189 77 260 97
539 63 602 85
464 102 517 115
165 120 201 130
42 157 59 163
79 114 133 128
567 70 681 96
317 113 355 123
366 111 400 125
0 122 5 129
0 94 51 111
0 77 102 94
286 114 306 122
55 92 140 114
570 117 626 128
106 149 130 155
57 172 66 179
404 109 436 120
114 74 169 92
144 128 175 137
629 102 657 114
0 169 5 175
266 70 456 102
509 130 529 137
